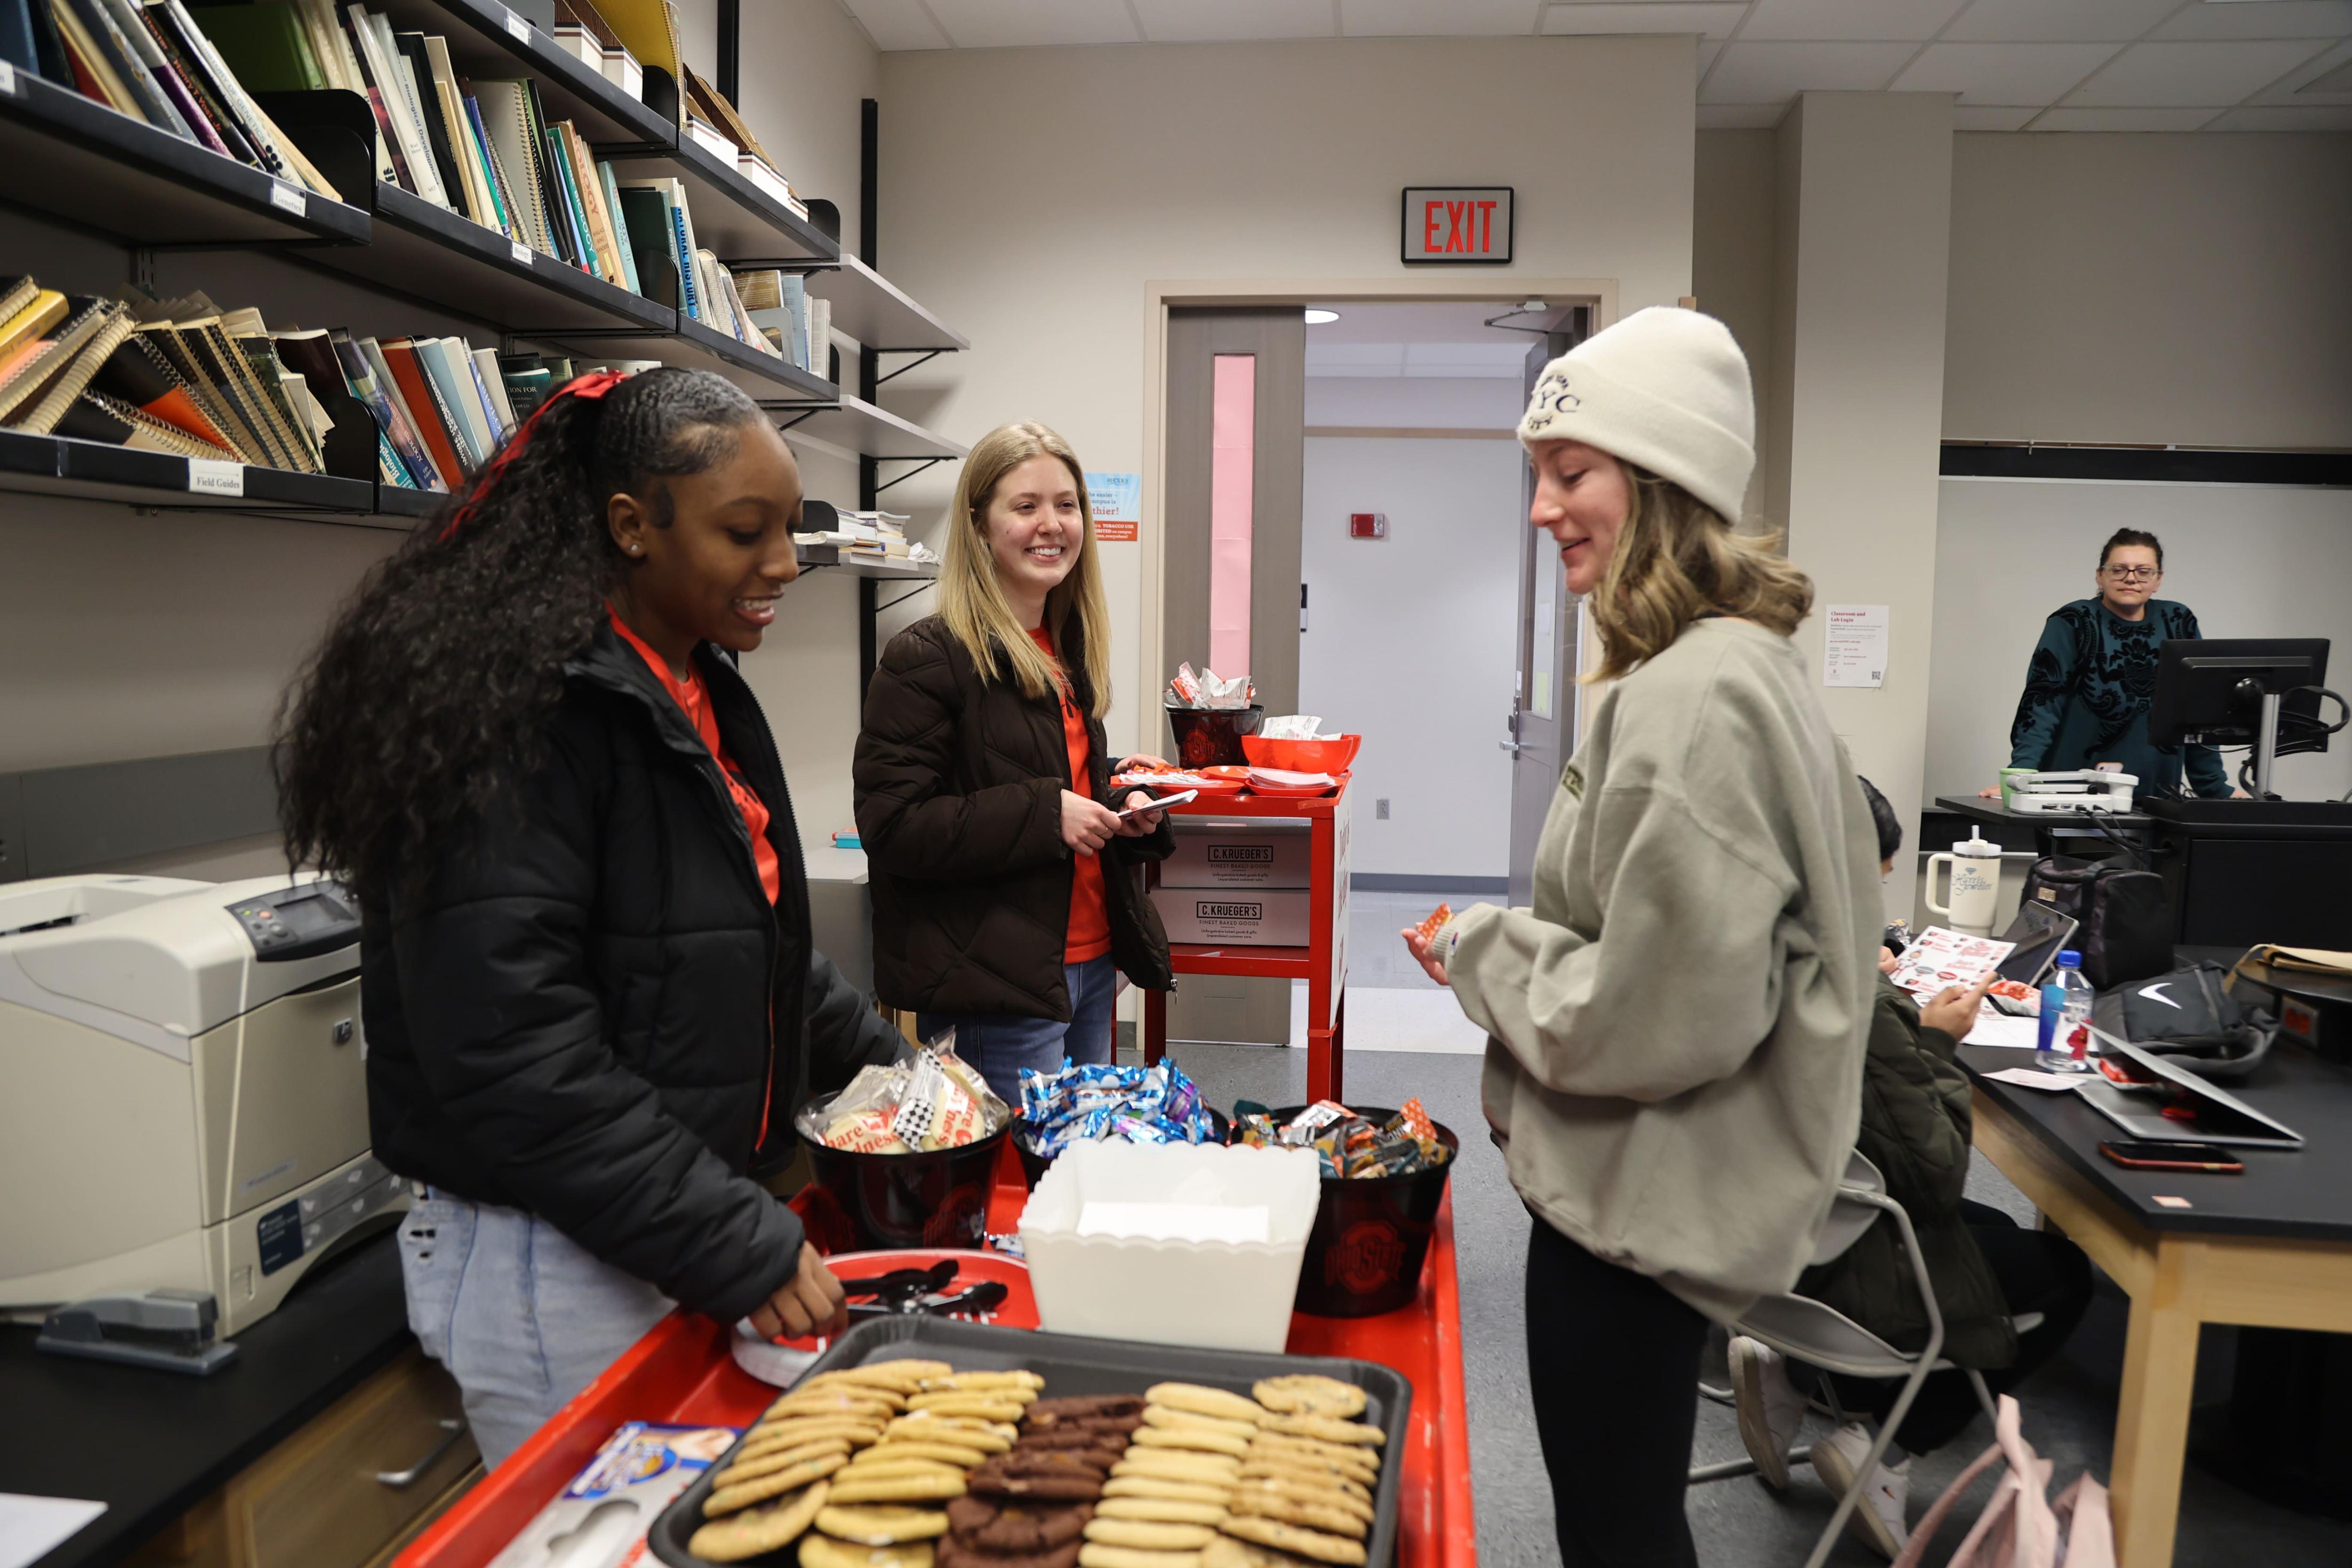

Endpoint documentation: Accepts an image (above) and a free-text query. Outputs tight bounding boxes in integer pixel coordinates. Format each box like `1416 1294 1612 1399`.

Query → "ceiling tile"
1343 0 1544 35
2249 34 2352 96
1892 41 2123 102
1942 0 2180 43
2033 104 2227 127
1741 0 1969 41
844 0 955 49
2207 100 2352 124
1541 4 1748 39
1139 0 1335 41
2152 1 2352 41
1952 103 2040 127
1699 37 1723 72
922 0 1141 48
1697 102 1790 126
2066 38 2334 103
1702 40 1920 101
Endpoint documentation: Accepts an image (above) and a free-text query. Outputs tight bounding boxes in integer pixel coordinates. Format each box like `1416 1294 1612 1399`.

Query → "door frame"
1138 277 1619 749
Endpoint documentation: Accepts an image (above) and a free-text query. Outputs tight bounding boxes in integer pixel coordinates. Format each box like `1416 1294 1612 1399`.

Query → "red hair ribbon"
437 369 632 541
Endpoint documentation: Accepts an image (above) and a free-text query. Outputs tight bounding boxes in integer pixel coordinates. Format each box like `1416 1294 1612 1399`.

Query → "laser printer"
0 873 402 1359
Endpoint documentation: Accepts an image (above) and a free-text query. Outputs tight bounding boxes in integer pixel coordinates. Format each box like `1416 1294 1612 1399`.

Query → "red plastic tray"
396 1142 1475 1568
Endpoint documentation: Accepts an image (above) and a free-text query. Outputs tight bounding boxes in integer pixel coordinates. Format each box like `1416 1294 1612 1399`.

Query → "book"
0 286 69 358
596 161 641 295
375 337 463 484
218 307 316 469
611 182 673 304
343 5 440 207
92 328 234 448
15 302 133 433
733 269 781 313
541 123 592 272
809 295 831 376
157 0 337 193
458 342 505 446
187 1 324 92
290 0 359 91
413 335 486 469
560 124 624 287
49 0 148 119
137 2 263 166
592 0 677 115
0 0 40 73
58 388 238 456
91 0 199 139
782 271 807 367
330 327 439 488
129 312 265 464
0 295 111 422
471 79 553 256
394 30 466 215
462 95 516 239
470 345 515 435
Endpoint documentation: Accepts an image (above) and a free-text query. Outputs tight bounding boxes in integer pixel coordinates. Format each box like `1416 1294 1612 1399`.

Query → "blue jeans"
920 955 1117 1105
396 1191 674 1470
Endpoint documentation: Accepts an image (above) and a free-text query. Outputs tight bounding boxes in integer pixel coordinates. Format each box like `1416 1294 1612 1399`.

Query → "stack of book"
736 271 831 378
797 509 909 561
682 66 805 219
7 0 341 198
0 274 342 472
548 0 644 102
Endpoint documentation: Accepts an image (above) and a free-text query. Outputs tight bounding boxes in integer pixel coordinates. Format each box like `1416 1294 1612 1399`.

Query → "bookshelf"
360 0 677 145
607 137 836 265
803 255 967 355
0 427 375 513
778 395 966 462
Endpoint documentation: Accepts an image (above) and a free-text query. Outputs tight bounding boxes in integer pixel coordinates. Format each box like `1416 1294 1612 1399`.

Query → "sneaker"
1810 1422 1911 1560
1727 1335 1806 1489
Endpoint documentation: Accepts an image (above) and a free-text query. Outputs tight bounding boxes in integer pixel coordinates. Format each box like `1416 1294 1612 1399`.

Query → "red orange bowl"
1240 734 1363 773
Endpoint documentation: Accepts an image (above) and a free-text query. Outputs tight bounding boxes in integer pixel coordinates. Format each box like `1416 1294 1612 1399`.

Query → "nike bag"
2018 856 2171 989
2091 962 2279 1081
1891 1395 2114 1568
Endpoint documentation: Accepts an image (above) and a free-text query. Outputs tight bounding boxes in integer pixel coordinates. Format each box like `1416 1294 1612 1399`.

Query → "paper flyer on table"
1890 926 2015 998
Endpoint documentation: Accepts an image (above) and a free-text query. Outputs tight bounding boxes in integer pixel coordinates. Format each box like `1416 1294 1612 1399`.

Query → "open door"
1505 322 1586 907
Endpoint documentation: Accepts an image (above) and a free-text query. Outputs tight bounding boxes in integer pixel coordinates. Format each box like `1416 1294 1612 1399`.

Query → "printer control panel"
226 882 361 963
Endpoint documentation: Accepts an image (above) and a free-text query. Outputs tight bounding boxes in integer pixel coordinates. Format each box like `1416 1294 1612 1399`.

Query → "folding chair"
1687 1151 2007 1568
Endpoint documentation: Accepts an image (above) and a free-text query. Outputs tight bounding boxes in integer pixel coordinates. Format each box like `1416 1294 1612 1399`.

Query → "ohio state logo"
1326 1218 1406 1294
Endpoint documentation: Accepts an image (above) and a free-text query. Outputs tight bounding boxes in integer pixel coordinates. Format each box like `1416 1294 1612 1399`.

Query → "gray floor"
1149 1038 2352 1568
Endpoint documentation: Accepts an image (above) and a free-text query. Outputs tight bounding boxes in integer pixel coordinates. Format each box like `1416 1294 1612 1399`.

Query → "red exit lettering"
1423 198 1500 255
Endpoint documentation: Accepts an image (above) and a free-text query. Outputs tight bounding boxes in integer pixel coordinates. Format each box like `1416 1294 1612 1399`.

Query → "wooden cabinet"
125 1349 479 1568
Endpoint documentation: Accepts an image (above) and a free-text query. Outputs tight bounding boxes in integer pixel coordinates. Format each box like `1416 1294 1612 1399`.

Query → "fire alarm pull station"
1349 512 1387 540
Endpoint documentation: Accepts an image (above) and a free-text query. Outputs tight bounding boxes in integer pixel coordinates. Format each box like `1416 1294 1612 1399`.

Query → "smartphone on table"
2097 1140 2245 1174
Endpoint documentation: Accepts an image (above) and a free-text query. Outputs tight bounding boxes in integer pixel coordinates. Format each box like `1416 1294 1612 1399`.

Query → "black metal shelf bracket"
875 583 936 615
875 349 946 385
872 456 948 494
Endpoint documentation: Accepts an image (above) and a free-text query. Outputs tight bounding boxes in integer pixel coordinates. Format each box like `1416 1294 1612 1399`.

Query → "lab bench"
1 1233 477 1568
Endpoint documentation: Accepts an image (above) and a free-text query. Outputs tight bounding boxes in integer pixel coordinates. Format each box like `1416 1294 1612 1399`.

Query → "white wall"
1300 436 1523 881
1304 378 1524 431
1926 480 2352 805
877 35 1700 760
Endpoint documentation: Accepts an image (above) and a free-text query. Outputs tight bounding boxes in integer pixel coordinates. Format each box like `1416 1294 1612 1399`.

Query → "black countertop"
1960 1038 2352 1243
0 1231 413 1568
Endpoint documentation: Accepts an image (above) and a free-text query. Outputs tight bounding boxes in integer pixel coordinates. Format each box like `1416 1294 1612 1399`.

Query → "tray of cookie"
646 1316 1411 1568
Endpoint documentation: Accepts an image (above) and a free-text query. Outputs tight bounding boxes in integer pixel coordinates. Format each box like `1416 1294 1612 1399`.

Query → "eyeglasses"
2102 565 2161 581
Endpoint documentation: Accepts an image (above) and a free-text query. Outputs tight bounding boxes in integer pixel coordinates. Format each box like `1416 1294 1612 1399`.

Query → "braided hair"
275 367 764 904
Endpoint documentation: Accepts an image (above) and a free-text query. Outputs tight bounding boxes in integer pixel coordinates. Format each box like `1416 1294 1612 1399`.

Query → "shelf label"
510 240 533 266
0 61 17 96
505 8 530 41
269 181 306 216
188 458 244 497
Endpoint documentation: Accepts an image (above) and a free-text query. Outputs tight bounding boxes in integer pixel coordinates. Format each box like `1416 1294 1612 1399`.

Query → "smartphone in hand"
1117 789 1196 819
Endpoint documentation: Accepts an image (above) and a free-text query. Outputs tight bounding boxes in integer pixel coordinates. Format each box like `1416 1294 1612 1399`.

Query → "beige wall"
877 35 1700 757
1691 129 1778 530
1945 132 2352 449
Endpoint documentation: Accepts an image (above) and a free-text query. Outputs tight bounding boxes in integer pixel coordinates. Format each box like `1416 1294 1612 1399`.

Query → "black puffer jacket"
854 615 1174 1019
362 622 901 1324
1798 977 2019 1369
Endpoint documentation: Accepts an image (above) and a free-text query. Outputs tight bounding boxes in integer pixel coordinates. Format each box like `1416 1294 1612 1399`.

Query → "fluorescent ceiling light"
1303 309 1340 325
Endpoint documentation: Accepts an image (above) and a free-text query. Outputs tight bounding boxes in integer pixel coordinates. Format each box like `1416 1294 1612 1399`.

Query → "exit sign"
1402 187 1513 264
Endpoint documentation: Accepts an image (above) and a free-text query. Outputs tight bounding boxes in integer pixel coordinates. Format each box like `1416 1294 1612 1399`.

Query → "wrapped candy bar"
1013 1057 1222 1157
795 1036 1012 1154
1236 1099 1453 1179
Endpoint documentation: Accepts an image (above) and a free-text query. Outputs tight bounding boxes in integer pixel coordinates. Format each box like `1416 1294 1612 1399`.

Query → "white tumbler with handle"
1925 829 2003 937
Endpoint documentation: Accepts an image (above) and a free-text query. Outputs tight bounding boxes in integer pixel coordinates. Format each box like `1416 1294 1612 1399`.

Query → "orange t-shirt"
1029 626 1112 965
611 613 781 905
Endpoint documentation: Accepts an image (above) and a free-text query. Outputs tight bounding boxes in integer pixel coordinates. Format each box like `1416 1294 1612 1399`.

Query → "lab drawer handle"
376 1417 466 1488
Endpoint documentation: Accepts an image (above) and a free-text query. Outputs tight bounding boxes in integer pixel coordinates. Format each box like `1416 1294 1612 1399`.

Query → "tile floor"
1143 1030 2352 1568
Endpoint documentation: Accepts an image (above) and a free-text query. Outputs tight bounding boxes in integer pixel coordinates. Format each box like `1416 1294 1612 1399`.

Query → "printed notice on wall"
1087 471 1140 542
1823 604 1890 688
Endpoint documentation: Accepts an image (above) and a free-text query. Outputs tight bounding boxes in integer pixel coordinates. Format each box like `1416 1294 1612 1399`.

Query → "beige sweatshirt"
1436 619 1882 1324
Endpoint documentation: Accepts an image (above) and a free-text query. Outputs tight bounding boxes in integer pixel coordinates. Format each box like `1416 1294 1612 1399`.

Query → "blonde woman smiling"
855 422 1174 1102
1404 310 1882 1568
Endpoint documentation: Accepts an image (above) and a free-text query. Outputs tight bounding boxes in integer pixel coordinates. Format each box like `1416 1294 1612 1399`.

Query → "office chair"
1688 1151 2009 1568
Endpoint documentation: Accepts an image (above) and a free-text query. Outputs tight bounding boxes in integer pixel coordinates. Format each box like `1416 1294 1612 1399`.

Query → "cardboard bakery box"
1161 819 1313 889
1150 887 1311 946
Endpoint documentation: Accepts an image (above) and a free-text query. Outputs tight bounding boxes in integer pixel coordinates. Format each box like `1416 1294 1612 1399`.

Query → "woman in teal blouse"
1985 528 2232 801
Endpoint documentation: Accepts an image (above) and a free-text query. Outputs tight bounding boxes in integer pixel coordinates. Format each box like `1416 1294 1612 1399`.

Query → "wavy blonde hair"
940 422 1113 717
1585 465 1813 682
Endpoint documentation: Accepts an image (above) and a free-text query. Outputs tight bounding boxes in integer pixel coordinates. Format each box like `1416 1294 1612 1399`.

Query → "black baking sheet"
648 1318 1412 1568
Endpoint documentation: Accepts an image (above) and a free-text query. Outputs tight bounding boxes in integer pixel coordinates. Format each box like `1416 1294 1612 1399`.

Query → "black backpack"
2089 962 2280 1081
2018 856 2172 990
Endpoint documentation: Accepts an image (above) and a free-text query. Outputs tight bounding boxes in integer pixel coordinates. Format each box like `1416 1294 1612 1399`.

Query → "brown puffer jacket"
854 615 1174 1019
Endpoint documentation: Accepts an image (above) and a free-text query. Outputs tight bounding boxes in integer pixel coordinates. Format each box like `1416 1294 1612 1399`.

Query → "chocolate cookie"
945 1496 1092 1552
1025 1396 1145 1428
937 1538 1082 1568
968 1453 1108 1502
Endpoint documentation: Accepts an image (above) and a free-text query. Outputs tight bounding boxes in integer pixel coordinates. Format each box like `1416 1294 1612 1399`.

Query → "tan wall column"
1769 92 1955 915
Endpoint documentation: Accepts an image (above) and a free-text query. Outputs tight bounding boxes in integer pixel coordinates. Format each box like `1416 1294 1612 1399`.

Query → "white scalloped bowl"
1016 1140 1322 1352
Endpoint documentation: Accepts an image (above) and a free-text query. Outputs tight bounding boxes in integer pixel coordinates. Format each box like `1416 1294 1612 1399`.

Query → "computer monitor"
2148 638 2329 797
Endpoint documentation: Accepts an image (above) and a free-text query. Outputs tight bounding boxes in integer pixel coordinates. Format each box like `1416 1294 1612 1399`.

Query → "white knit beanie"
1516 306 1755 525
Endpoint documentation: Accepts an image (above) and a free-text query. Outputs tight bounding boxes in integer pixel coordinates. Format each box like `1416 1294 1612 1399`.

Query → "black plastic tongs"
835 1259 1009 1320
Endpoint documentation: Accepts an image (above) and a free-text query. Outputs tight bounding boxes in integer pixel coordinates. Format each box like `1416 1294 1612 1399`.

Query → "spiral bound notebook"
472 78 555 259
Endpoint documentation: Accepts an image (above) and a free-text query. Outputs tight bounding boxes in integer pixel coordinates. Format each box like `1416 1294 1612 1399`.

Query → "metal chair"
1688 1151 2004 1568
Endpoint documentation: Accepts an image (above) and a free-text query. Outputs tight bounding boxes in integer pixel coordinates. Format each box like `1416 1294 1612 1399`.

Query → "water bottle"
2036 950 2096 1074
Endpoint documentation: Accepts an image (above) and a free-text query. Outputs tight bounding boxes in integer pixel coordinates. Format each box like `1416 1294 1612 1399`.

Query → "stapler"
37 1288 240 1376
2009 769 2138 815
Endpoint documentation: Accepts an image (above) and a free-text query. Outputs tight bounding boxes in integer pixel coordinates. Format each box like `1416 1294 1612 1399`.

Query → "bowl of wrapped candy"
1011 1057 1229 1186
1236 1099 1459 1317
794 1037 1013 1250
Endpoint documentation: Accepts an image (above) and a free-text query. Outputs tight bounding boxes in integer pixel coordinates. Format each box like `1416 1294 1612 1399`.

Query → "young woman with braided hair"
277 367 900 1467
